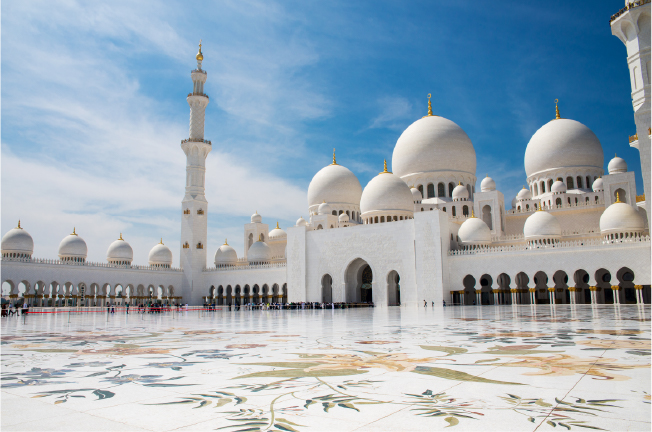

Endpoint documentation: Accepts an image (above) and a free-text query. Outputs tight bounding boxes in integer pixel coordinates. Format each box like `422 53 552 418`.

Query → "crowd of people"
1 302 29 317
206 301 375 311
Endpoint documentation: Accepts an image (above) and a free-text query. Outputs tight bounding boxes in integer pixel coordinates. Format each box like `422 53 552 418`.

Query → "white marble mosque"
1 1 651 308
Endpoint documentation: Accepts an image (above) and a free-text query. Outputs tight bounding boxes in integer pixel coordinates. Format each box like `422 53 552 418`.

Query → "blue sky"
1 0 640 265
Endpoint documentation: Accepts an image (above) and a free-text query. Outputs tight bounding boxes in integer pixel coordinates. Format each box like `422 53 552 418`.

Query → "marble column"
475 290 482 306
611 286 620 304
529 288 536 304
548 287 555 304
568 287 576 305
635 285 643 304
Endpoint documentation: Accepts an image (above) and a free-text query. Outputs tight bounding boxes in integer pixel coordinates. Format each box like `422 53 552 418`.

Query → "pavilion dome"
338 212 349 222
524 118 603 178
452 183 469 201
148 240 172 266
516 186 532 201
247 241 272 264
457 216 492 247
592 177 604 192
307 162 362 208
608 155 628 174
1 221 34 257
360 164 414 216
318 201 332 215
392 115 476 178
410 186 423 203
524 210 561 242
268 223 287 240
251 211 262 223
600 200 645 237
551 180 567 194
481 175 496 192
58 229 88 261
214 240 238 266
107 234 133 264
296 216 307 227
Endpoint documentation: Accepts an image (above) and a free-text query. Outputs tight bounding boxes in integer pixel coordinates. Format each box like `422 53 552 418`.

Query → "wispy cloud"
368 96 415 131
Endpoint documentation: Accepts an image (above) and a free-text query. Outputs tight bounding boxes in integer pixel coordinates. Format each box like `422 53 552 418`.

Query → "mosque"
1 2 651 307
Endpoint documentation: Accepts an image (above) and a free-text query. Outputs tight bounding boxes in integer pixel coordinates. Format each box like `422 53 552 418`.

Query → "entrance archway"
387 271 400 306
344 258 373 303
321 274 332 303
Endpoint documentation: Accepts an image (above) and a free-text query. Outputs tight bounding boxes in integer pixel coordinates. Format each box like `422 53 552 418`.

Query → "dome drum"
362 210 414 225
406 173 476 201
528 169 603 197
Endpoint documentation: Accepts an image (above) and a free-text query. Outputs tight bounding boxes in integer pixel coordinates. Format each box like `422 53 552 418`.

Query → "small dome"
524 210 561 241
608 155 627 174
481 175 496 192
524 118 603 178
458 216 492 246
517 186 532 201
360 165 414 215
58 229 88 260
339 212 349 222
1 221 34 257
269 222 287 240
247 241 272 264
318 202 332 215
148 240 172 266
107 234 133 263
452 183 469 201
410 186 423 202
296 216 307 226
251 211 262 223
551 180 567 194
392 115 476 178
592 177 604 192
307 162 363 208
600 200 645 236
215 240 238 266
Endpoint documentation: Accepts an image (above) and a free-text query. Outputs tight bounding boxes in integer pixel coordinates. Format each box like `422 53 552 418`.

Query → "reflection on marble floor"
1 305 650 431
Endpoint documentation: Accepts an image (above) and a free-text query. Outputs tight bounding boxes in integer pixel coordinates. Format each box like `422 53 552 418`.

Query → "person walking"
423 299 427 307
126 303 129 314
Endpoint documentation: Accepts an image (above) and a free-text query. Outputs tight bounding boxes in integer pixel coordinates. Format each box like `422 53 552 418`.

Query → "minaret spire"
555 99 560 119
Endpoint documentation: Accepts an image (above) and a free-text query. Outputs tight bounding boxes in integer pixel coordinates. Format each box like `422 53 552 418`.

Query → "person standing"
126 303 129 314
423 299 426 307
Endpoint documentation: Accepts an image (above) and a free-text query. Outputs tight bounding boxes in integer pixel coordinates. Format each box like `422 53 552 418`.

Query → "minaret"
180 41 211 304
610 2 651 226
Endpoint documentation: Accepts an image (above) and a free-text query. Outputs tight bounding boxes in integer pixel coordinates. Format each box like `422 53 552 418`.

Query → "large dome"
523 210 561 241
148 240 173 266
107 234 133 263
360 167 414 215
58 229 88 260
600 201 645 236
268 222 287 240
307 163 362 208
247 241 272 264
215 240 238 266
458 216 491 247
392 115 476 178
524 118 603 178
1 222 34 257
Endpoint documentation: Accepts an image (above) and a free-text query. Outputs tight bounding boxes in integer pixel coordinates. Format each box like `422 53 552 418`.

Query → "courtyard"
1 305 650 431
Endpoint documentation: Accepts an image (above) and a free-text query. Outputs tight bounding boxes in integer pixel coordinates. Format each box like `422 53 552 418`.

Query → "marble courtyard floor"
1 305 650 431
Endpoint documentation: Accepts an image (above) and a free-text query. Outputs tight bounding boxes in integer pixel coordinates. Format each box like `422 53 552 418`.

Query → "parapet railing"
610 0 650 23
507 198 605 214
187 92 209 99
448 236 650 256
0 256 182 272
205 262 287 272
181 138 212 145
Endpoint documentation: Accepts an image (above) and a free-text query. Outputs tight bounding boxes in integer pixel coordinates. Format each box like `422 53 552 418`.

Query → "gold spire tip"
160 238 164 245
196 39 203 62
380 159 390 174
276 221 280 229
119 233 123 240
17 220 21 229
615 192 622 203
427 93 433 116
224 238 228 245
332 148 337 165
555 99 560 119
72 227 77 235
470 208 475 218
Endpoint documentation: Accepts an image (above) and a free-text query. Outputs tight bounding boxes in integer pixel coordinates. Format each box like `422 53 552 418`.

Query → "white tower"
180 41 211 304
610 1 651 226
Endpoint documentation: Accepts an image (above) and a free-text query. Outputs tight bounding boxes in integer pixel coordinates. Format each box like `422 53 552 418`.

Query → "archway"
344 258 372 303
497 273 511 305
272 284 279 303
515 272 529 304
479 274 493 305
573 269 590 304
533 271 548 304
617 267 636 304
462 275 476 305
252 285 260 304
387 271 400 306
482 205 492 230
595 268 613 304
226 285 233 305
282 283 287 304
321 274 333 303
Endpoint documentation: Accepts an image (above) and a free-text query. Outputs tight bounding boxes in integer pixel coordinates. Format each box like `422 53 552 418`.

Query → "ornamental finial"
276 221 280 229
224 238 228 245
380 159 390 174
196 39 203 62
427 93 433 116
119 233 123 240
72 227 77 235
160 238 164 245
615 192 622 203
332 148 337 165
17 220 21 229
470 208 475 218
555 99 560 119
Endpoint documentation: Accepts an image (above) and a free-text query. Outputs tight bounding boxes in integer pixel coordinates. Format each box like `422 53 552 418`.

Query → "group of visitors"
1 302 29 317
219 301 374 311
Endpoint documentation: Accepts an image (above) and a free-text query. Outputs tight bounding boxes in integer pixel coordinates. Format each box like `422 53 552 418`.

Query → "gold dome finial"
72 227 77 235
276 221 280 229
427 93 433 116
17 220 21 229
615 192 622 203
380 159 390 174
160 238 164 245
119 233 123 240
224 238 228 245
555 99 560 119
196 39 203 62
332 148 337 165
470 208 476 218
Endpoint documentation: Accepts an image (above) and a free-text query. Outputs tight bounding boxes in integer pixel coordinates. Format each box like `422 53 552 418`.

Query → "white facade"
3 12 652 307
